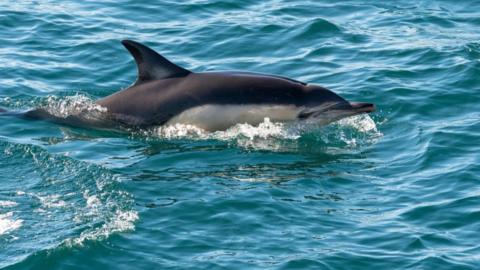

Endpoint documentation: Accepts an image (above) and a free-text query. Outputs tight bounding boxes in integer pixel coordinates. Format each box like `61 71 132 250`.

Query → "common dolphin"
7 40 375 131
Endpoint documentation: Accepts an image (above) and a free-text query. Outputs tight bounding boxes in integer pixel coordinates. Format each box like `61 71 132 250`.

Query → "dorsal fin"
121 40 191 86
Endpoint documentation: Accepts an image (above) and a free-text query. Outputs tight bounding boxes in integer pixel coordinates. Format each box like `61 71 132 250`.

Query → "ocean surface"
0 1 479 269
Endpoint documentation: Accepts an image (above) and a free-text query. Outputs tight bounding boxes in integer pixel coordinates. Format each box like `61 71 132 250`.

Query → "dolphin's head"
299 85 375 124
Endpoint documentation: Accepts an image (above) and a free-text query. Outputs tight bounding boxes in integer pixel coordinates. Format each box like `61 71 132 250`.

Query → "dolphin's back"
181 72 308 104
97 71 310 127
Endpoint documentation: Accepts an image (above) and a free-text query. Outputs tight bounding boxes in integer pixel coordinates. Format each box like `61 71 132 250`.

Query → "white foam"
0 212 23 235
153 123 205 139
337 114 379 133
42 94 107 119
216 117 301 140
61 185 139 246
152 118 300 140
150 115 382 149
37 194 67 208
68 209 138 246
0 201 18 207
86 195 101 209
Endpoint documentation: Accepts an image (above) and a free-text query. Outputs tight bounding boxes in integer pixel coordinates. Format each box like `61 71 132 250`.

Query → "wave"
0 141 137 268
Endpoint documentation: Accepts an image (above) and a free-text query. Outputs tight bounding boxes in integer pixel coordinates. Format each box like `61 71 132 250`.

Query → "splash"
147 115 382 151
323 114 383 148
337 114 379 133
0 212 23 235
151 118 300 140
152 123 206 139
34 94 111 126
41 94 107 118
214 118 301 140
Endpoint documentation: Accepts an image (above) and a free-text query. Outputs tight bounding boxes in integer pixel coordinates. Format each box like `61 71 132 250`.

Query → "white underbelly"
166 105 300 131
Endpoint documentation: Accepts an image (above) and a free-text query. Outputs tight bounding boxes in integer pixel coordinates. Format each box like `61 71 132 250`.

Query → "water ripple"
1 0 480 269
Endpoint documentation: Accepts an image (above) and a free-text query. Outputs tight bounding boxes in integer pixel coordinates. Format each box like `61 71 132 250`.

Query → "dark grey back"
97 71 349 126
96 40 350 127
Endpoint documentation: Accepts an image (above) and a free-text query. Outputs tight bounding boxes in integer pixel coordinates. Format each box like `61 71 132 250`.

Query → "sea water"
0 1 479 269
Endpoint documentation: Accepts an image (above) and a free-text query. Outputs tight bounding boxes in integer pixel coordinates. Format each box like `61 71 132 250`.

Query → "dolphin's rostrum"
14 40 376 131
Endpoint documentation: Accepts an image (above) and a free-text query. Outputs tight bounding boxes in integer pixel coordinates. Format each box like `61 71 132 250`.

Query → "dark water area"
0 1 479 269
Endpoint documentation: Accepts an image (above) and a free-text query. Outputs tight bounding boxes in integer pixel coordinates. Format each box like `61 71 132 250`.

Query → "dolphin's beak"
348 102 376 114
298 101 375 121
324 102 375 115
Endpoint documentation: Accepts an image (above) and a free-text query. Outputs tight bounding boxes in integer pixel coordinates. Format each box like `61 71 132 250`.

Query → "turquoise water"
1 1 479 269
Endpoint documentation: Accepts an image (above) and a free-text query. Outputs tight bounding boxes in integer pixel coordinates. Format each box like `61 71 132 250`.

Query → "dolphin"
7 40 375 131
